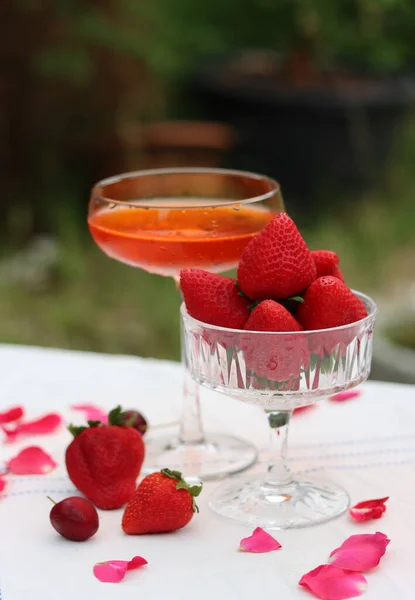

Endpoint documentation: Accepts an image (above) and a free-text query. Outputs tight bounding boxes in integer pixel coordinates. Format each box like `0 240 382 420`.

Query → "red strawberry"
237 213 316 300
122 469 202 534
244 300 303 333
311 250 345 282
241 300 309 384
66 406 145 510
180 268 250 328
296 276 368 330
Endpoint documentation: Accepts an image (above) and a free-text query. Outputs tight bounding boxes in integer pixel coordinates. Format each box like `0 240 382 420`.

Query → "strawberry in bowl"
180 212 375 395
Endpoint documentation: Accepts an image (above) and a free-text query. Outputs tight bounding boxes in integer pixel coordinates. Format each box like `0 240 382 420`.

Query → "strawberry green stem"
160 468 203 512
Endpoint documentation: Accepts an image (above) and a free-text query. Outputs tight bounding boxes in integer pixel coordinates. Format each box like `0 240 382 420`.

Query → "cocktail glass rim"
91 167 281 209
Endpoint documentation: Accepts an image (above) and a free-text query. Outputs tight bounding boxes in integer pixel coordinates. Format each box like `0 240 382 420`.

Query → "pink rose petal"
1 425 20 443
350 497 388 522
0 476 6 493
93 556 147 583
299 564 367 600
2 413 62 442
8 446 57 475
293 404 316 415
0 406 24 424
240 527 282 553
330 390 361 402
329 532 390 572
71 404 108 424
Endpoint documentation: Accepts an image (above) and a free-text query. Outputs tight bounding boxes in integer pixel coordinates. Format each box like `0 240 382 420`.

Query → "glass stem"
264 410 293 488
176 279 205 446
178 368 205 445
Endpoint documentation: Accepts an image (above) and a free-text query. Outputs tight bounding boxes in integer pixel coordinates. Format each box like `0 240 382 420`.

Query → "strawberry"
122 469 202 534
237 213 316 300
180 268 250 328
66 406 145 510
296 276 368 330
244 299 303 333
311 250 345 282
241 300 309 384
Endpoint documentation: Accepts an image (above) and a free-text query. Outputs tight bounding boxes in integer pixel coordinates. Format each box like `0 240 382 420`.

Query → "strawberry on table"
66 406 145 510
122 469 202 534
311 250 345 282
180 268 250 328
237 213 316 300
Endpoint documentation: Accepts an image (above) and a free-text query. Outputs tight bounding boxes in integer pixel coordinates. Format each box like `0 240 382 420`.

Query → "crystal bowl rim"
181 289 377 337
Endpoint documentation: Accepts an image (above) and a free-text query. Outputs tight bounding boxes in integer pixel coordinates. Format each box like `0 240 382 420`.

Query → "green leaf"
289 296 305 304
161 468 203 512
68 424 87 437
108 405 130 426
87 420 102 428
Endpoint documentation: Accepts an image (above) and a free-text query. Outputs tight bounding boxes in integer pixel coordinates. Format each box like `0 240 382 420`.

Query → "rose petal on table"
350 497 388 522
19 413 62 435
2 413 62 442
293 405 316 415
71 404 108 424
330 390 361 402
0 406 24 424
239 527 282 553
299 564 367 600
93 556 148 583
7 446 57 475
329 532 390 572
1 425 20 443
0 476 6 493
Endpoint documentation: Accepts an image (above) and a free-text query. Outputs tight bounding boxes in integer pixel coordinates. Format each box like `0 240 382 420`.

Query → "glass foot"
143 433 258 481
209 474 350 529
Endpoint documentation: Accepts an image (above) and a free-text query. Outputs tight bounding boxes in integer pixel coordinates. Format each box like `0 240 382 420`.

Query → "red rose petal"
8 446 57 475
329 532 390 572
349 497 388 522
299 564 367 600
0 476 6 493
2 413 62 442
240 527 282 553
93 556 147 583
1 425 20 443
330 390 361 402
71 404 108 424
0 406 24 424
19 413 62 435
293 404 316 415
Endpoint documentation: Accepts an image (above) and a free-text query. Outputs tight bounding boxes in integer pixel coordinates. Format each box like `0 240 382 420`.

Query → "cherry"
123 410 148 435
49 496 99 541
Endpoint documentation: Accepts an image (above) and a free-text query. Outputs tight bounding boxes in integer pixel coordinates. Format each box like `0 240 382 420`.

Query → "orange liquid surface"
88 202 275 277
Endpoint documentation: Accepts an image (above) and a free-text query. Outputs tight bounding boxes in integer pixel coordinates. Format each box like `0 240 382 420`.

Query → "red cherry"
123 410 148 435
49 496 99 541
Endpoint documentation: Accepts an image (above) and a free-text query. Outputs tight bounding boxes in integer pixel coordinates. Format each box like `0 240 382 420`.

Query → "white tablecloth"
1 344 415 599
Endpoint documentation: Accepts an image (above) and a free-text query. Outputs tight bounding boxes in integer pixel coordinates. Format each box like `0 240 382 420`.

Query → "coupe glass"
182 291 377 528
88 167 284 479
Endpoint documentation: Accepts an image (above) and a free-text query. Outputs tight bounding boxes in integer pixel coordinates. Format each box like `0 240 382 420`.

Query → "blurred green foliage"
18 0 415 83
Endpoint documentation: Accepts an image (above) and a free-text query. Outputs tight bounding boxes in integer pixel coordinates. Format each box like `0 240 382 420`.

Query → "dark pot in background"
187 51 415 220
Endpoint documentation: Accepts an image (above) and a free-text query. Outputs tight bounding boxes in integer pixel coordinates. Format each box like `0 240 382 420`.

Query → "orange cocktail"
88 201 274 277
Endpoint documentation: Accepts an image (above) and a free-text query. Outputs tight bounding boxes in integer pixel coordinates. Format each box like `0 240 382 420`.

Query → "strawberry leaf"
161 468 203 512
68 424 87 437
107 405 133 427
235 281 250 300
289 295 305 304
